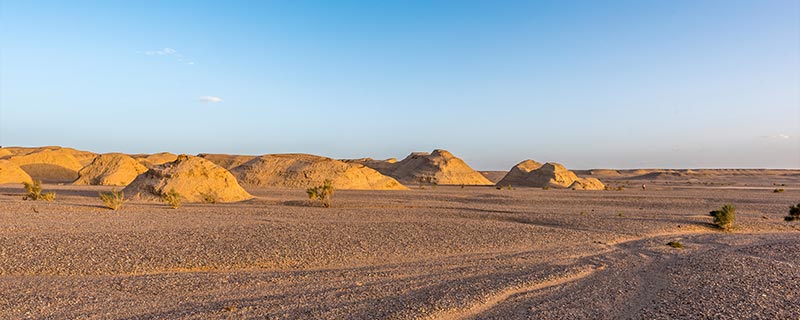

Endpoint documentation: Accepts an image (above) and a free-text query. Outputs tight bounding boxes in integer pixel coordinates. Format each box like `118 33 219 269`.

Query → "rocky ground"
1 182 798 319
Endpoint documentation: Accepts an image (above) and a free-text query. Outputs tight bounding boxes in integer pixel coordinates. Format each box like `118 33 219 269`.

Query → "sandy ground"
1 181 799 319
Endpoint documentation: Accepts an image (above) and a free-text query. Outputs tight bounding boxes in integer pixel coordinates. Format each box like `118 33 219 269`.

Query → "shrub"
99 189 125 211
774 189 785 193
786 203 800 222
22 180 56 201
709 204 735 230
161 188 182 209
542 186 550 190
666 241 684 249
201 191 219 204
306 179 334 208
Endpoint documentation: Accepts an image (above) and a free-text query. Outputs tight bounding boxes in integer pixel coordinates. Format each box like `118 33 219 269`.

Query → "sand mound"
124 155 252 202
497 160 543 186
134 152 179 168
9 149 84 183
232 154 407 190
0 148 13 159
352 150 493 185
587 169 622 177
569 177 606 190
74 153 149 186
198 154 256 170
0 160 33 185
498 161 603 189
2 146 96 166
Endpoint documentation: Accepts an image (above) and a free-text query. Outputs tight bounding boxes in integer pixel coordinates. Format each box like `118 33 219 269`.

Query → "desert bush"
22 180 56 201
161 188 182 209
99 189 125 210
774 189 785 193
201 191 219 204
786 203 800 222
666 241 684 249
542 185 551 190
709 204 735 230
307 179 334 208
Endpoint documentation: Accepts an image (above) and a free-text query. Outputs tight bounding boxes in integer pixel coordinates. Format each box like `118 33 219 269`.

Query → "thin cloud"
141 48 194 65
762 133 790 139
199 96 223 103
144 48 178 56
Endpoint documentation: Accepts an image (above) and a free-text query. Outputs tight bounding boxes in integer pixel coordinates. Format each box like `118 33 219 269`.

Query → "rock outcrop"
74 153 149 186
498 161 605 190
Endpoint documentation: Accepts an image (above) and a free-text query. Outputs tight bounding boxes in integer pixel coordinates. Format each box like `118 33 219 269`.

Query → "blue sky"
1 0 798 169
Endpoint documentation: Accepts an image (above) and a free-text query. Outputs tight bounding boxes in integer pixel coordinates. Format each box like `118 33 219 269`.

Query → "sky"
1 0 798 170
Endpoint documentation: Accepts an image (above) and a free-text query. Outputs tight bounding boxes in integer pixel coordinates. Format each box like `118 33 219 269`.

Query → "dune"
351 149 493 186
2 146 96 166
197 153 256 170
74 153 149 186
134 152 179 168
0 148 13 159
124 155 252 202
232 154 407 190
0 160 34 184
9 149 84 183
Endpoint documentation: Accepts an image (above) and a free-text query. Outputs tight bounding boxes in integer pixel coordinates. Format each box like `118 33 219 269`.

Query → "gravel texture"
0 183 798 319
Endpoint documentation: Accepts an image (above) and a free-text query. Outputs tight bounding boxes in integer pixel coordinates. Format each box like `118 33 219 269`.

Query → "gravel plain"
1 182 799 319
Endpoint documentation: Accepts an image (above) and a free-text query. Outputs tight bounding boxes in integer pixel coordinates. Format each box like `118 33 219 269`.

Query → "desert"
2 1 798 318
0 146 799 319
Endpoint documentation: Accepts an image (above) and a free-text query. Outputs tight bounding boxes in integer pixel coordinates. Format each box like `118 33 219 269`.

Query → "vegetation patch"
666 241 684 249
22 180 56 201
785 203 800 222
709 204 735 230
99 189 125 210
161 188 182 209
307 179 335 208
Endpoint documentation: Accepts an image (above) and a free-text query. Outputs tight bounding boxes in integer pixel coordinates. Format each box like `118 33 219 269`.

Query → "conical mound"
74 153 148 186
568 177 606 190
497 160 543 186
499 162 595 188
198 153 256 170
354 149 493 185
232 154 408 190
9 149 84 183
123 155 252 202
0 160 33 185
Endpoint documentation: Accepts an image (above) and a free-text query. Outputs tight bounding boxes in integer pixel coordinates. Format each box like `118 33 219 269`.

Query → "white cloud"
762 133 791 139
142 48 194 65
199 96 223 103
145 48 178 56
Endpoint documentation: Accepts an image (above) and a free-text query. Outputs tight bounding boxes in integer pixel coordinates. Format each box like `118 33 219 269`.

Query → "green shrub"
99 189 125 210
774 189 785 193
307 179 334 208
201 191 219 204
709 204 735 230
22 180 56 201
785 203 800 222
666 241 684 249
161 188 182 209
